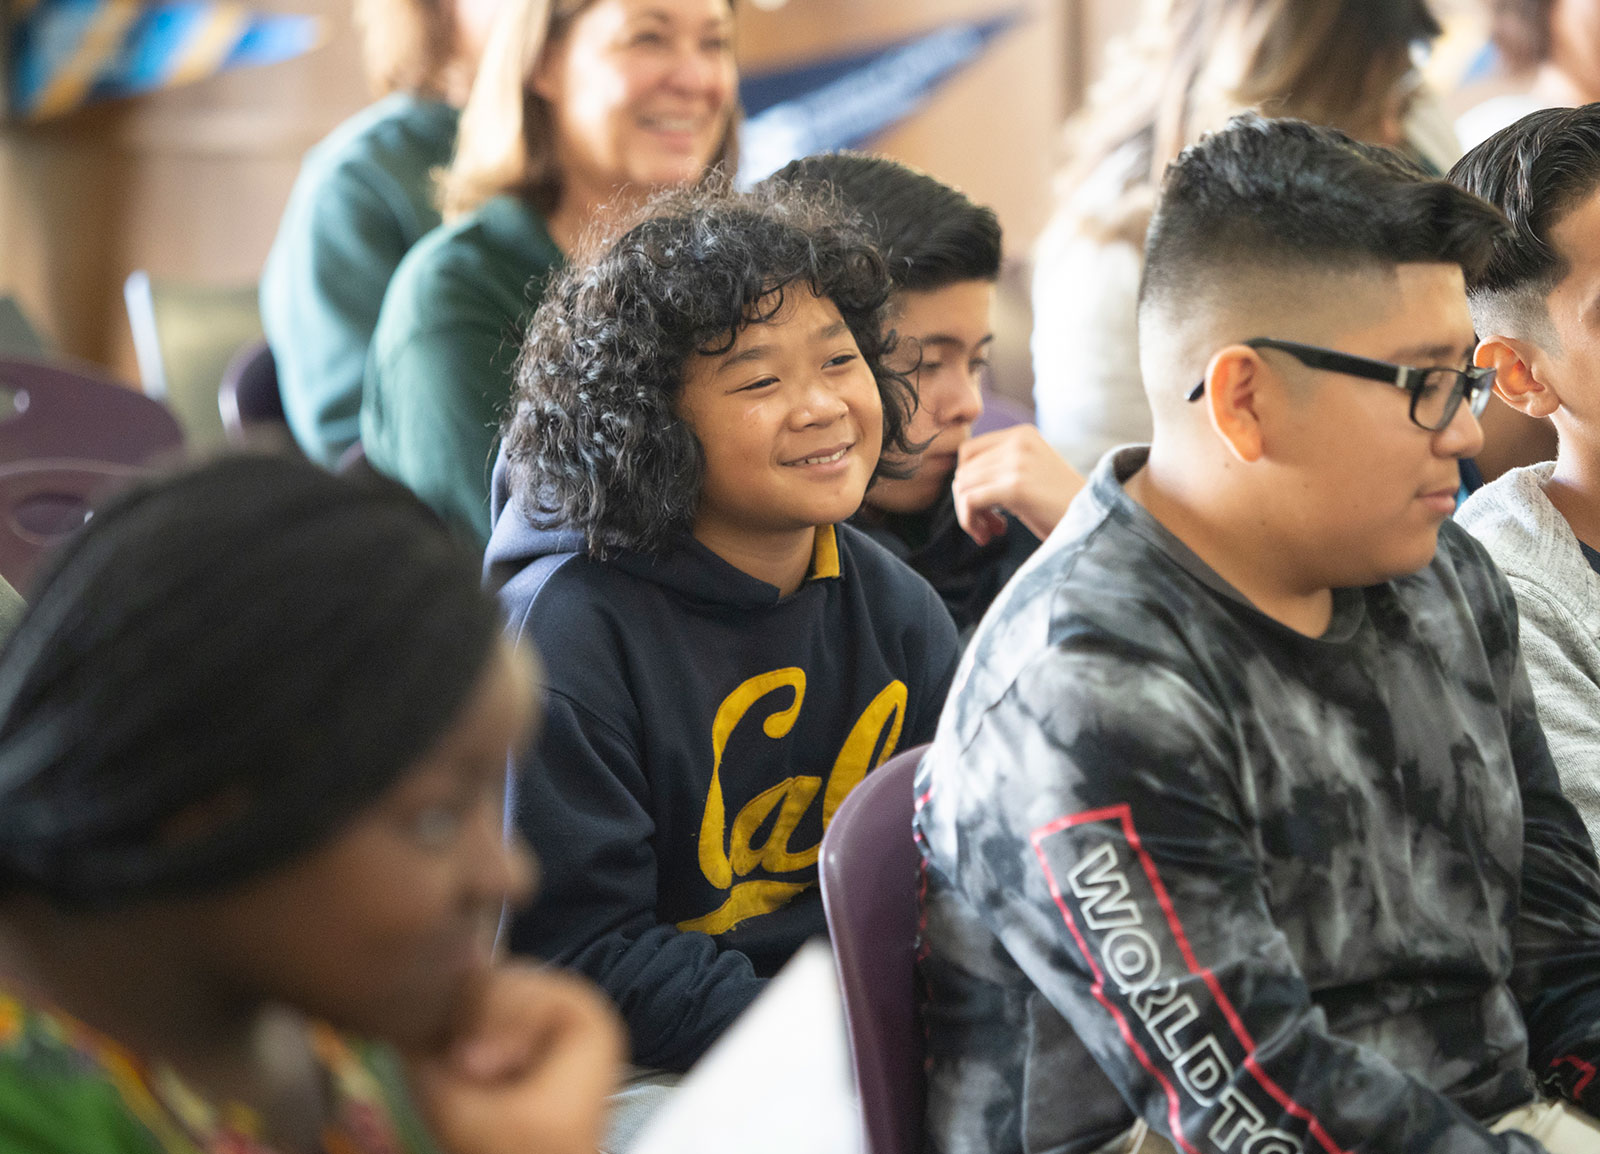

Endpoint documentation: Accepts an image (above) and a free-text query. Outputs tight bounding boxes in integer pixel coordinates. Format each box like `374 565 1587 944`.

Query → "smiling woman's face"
533 0 737 197
185 640 540 1048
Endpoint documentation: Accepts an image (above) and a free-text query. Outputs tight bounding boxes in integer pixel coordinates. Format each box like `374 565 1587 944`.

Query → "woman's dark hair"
0 454 505 909
1056 0 1440 244
503 180 918 557
763 152 1002 292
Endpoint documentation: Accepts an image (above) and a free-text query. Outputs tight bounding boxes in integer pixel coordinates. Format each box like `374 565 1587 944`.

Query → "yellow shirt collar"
808 525 841 582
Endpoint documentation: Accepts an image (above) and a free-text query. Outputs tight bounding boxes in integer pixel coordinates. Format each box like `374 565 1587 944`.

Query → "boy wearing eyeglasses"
1450 106 1600 857
915 114 1600 1154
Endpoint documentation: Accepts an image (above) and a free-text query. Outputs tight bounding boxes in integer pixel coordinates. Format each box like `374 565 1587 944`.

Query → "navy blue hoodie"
852 488 1040 636
485 487 961 1071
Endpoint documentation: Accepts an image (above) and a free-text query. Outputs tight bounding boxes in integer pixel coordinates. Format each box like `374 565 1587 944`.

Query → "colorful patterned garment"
0 987 439 1154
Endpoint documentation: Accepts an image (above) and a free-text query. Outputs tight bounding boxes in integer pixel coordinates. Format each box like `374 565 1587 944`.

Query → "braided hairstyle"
0 454 504 908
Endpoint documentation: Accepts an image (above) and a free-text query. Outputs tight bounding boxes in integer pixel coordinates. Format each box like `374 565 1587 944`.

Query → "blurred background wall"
0 0 1125 382
0 0 1485 385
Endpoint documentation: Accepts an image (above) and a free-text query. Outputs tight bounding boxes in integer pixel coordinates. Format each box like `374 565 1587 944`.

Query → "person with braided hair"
0 454 621 1154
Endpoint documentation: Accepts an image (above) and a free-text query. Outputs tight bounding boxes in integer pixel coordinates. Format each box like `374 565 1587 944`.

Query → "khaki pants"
1120 1099 1600 1154
1493 1099 1600 1151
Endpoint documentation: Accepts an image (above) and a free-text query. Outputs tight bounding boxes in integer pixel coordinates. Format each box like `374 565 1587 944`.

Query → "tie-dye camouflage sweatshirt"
915 447 1600 1154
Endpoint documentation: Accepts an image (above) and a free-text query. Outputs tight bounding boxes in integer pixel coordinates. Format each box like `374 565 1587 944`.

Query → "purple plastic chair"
0 461 149 592
218 338 288 446
819 741 932 1154
0 355 183 592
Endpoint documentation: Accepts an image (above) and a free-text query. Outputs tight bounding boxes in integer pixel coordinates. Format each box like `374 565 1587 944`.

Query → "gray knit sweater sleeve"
1458 462 1600 856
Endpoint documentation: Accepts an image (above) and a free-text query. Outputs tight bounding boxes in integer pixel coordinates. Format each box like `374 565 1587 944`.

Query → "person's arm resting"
368 317 513 546
267 169 410 467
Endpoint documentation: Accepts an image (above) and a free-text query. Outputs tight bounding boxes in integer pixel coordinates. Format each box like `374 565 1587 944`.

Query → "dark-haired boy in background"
486 184 959 1076
768 153 1083 634
916 114 1600 1154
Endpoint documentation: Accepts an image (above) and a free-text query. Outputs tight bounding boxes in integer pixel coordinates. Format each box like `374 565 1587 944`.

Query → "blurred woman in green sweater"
261 0 503 467
361 0 739 545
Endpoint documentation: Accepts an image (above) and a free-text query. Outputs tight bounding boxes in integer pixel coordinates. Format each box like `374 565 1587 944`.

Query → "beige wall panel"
0 0 369 378
1083 0 1138 87
737 0 1069 252
0 111 132 362
873 3 1066 250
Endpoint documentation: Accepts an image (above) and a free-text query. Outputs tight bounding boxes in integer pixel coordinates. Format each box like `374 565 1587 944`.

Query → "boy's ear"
1476 336 1562 418
1202 345 1266 464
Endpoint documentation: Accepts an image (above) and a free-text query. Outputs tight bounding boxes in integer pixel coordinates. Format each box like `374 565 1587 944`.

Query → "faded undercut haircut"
1139 115 1507 339
762 152 1001 292
503 179 918 557
1448 105 1600 351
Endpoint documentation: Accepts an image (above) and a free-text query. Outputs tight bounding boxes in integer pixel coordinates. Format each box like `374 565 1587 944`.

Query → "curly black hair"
503 180 918 556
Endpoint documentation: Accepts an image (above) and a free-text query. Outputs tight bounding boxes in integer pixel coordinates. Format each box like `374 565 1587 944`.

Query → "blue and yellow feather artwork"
3 0 319 121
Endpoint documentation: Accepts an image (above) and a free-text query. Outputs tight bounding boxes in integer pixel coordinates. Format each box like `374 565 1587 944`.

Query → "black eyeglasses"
1186 337 1496 432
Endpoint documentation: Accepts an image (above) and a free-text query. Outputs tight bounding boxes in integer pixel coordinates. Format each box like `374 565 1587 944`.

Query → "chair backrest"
0 462 149 593
0 355 183 467
124 270 261 448
218 338 289 446
819 741 931 1154
0 356 183 592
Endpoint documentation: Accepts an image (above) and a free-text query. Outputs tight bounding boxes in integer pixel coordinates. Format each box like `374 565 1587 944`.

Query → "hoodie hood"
484 448 586 591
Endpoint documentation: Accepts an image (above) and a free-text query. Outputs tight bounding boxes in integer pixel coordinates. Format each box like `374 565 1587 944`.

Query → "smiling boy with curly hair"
485 182 960 1076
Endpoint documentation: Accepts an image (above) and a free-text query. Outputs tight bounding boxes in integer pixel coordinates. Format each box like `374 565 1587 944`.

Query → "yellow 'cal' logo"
676 668 907 935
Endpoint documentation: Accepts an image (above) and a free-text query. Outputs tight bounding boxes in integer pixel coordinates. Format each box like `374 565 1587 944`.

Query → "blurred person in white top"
1030 0 1456 474
1457 0 1600 150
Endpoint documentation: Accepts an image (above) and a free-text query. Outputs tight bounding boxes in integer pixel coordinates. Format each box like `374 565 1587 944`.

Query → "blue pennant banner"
6 0 319 121
737 10 1024 185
